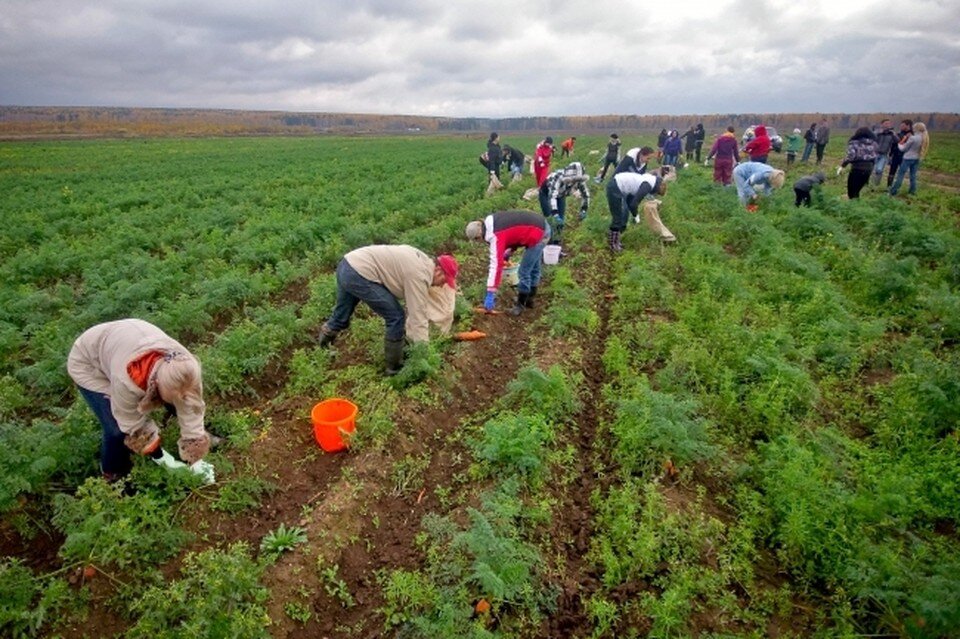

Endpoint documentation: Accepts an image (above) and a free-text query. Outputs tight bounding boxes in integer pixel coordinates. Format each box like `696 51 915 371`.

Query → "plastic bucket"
543 245 561 265
503 262 519 286
311 398 357 452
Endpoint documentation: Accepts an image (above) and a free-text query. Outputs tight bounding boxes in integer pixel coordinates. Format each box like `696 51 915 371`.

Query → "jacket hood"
754 126 767 137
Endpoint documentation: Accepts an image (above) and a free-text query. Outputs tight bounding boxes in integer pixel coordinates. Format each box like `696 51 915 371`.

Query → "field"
2 132 959 638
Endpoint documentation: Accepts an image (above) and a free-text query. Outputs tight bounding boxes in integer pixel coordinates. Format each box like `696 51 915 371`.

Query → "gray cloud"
1 0 957 116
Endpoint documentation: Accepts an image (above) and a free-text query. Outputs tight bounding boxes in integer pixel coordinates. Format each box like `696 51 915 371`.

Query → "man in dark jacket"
885 119 912 188
814 119 830 165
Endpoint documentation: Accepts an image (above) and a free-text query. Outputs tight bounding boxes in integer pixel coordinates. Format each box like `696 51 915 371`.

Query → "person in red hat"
533 136 555 187
317 245 458 375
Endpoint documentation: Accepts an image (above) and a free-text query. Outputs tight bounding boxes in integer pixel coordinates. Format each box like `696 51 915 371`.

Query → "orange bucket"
311 399 357 452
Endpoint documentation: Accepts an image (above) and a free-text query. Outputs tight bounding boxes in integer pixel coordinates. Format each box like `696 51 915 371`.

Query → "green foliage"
610 380 716 475
52 478 190 570
126 542 270 639
504 365 583 420
318 562 355 608
541 266 599 336
471 414 554 480
0 559 74 639
379 569 439 629
211 474 275 514
0 405 99 513
259 523 308 562
388 340 442 390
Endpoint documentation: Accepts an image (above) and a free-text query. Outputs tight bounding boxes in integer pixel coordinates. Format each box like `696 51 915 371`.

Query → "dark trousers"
326 259 406 341
78 386 133 477
887 155 903 187
794 188 812 207
847 164 872 199
606 180 631 232
815 143 827 164
597 157 617 180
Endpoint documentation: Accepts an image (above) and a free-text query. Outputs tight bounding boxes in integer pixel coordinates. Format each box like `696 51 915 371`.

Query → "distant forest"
1 105 958 139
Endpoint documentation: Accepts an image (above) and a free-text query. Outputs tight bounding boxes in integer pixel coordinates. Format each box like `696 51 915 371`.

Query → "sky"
1 0 958 118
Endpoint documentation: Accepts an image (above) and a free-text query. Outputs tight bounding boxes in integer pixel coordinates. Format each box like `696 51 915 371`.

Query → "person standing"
744 125 772 163
801 122 817 163
694 123 706 162
67 319 216 483
733 162 786 208
814 119 830 165
465 210 550 316
661 130 682 167
681 126 697 162
605 169 668 252
318 245 458 375
657 128 668 162
594 133 621 183
539 161 591 238
486 132 503 180
885 119 913 188
839 127 879 199
785 128 802 167
534 136 555 187
706 126 740 185
560 136 576 158
889 122 929 196
871 118 898 185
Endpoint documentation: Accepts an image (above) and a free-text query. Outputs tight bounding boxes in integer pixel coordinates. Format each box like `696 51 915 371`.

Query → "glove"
634 215 641 224
578 207 587 221
153 449 187 470
835 166 843 176
704 159 710 166
484 291 496 311
189 460 216 485
551 209 559 218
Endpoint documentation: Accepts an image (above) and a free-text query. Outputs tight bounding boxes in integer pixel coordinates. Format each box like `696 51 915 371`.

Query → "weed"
260 523 308 562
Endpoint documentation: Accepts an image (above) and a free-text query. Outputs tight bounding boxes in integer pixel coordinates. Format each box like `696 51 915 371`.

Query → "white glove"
153 449 187 470
633 215 640 224
704 160 710 166
190 460 216 485
835 166 843 176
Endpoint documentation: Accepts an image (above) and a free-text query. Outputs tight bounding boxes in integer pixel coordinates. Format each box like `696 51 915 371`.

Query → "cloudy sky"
1 0 958 118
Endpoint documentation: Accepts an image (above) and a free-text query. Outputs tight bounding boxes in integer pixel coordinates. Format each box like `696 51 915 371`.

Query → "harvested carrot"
475 598 491 614
454 330 487 341
83 565 96 579
474 307 502 315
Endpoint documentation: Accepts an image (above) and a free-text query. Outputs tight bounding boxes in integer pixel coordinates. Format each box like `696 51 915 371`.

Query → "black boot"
384 338 405 376
524 286 537 308
318 324 339 348
509 292 529 316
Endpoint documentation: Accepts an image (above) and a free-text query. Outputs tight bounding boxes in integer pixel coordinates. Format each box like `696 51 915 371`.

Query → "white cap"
465 220 483 240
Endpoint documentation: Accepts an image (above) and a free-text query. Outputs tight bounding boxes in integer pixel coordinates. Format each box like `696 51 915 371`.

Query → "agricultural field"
1 132 959 638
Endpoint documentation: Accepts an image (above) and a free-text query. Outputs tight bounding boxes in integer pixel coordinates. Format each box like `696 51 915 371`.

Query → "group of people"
73 118 934 486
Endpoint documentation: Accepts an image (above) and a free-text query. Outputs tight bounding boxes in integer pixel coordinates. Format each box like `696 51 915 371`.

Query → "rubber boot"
384 338 405 376
608 230 622 253
318 324 339 348
524 286 537 309
509 292 530 316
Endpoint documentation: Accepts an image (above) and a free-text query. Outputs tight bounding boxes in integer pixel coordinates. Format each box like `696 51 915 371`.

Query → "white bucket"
543 245 561 265
503 262 519 286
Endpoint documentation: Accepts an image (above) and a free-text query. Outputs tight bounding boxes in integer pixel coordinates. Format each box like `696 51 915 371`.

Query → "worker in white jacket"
67 319 215 483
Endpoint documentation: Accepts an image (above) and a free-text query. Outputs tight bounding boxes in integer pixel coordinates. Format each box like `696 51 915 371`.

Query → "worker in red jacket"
465 210 551 316
560 136 576 158
533 136 555 187
744 125 772 163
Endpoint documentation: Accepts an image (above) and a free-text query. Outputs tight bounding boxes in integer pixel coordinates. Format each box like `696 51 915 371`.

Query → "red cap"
436 254 458 288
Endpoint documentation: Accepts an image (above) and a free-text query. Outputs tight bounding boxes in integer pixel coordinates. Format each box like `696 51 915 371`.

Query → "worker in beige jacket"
317 245 458 375
67 319 215 483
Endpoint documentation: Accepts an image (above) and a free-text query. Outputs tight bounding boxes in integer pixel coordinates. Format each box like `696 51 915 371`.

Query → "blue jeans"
538 186 566 233
889 159 919 195
78 386 133 478
663 153 679 167
872 155 889 177
326 259 406 341
801 142 814 162
509 162 522 178
517 225 550 293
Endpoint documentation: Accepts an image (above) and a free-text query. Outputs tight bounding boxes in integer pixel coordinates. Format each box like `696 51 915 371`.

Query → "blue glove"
484 291 496 311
